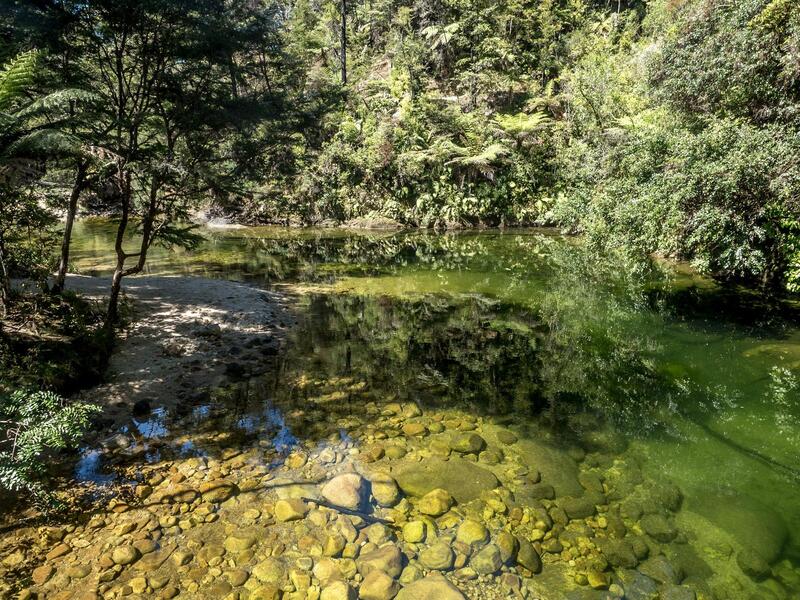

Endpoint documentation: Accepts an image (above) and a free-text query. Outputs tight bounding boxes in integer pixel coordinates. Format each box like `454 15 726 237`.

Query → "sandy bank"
65 274 295 437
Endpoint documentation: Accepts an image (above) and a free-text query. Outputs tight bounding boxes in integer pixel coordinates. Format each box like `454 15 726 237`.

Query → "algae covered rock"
515 439 582 498
455 520 489 546
393 458 499 503
449 433 486 454
471 544 502 575
689 492 788 564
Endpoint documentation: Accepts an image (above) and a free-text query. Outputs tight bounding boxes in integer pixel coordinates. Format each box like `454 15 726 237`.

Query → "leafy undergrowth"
0 291 112 395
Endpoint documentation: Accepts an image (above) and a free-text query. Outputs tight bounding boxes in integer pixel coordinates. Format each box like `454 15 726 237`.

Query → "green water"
71 220 800 592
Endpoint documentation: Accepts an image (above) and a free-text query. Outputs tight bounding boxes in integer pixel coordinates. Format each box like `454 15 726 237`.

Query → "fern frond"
15 89 97 119
0 50 39 112
494 112 552 139
6 129 83 158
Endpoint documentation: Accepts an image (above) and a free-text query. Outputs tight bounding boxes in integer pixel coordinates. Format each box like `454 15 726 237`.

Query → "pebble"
420 542 455 570
111 545 141 566
359 569 400 600
275 498 308 522
418 488 454 516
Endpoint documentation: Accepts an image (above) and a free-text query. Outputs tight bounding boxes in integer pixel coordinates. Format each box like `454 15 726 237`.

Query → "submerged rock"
516 539 542 574
395 574 466 600
641 514 677 543
369 473 402 507
689 492 788 564
393 458 499 503
111 545 140 566
322 473 366 510
360 569 401 600
456 520 489 547
357 545 404 578
737 549 771 581
420 542 455 571
418 488 454 516
275 498 308 522
515 439 583 498
198 479 238 503
321 580 357 600
471 544 502 575
449 433 486 454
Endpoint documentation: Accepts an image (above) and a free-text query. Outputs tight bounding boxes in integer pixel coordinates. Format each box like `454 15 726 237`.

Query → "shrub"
0 389 99 508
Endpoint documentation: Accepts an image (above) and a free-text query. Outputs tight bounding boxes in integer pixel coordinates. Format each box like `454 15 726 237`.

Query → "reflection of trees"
282 286 672 433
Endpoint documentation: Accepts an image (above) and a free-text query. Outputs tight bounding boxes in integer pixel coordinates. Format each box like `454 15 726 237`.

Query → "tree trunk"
106 170 132 328
105 172 161 328
53 161 89 294
0 231 10 321
341 0 347 85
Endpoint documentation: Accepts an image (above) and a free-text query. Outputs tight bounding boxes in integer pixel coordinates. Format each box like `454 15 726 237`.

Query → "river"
64 220 800 599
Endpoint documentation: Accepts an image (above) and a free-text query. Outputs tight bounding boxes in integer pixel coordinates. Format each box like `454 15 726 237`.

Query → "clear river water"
63 220 800 599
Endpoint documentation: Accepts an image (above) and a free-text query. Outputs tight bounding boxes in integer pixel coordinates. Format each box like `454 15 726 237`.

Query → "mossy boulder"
393 458 499 503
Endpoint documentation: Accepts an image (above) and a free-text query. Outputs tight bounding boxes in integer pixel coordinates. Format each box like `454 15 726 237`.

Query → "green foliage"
549 0 800 290
0 389 99 507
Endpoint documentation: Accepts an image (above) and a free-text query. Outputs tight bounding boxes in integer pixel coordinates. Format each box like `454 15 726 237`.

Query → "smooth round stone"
516 539 542 574
455 520 489 546
370 474 401 507
403 521 427 544
395 574 465 600
402 423 428 437
226 569 250 586
471 544 502 575
385 446 407 460
320 580 356 600
418 489 454 516
224 535 256 553
322 473 366 510
112 545 141 566
559 495 597 519
275 498 308 522
31 565 54 585
420 542 455 571
496 531 518 563
359 569 400 600
198 479 238 503
449 433 486 454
